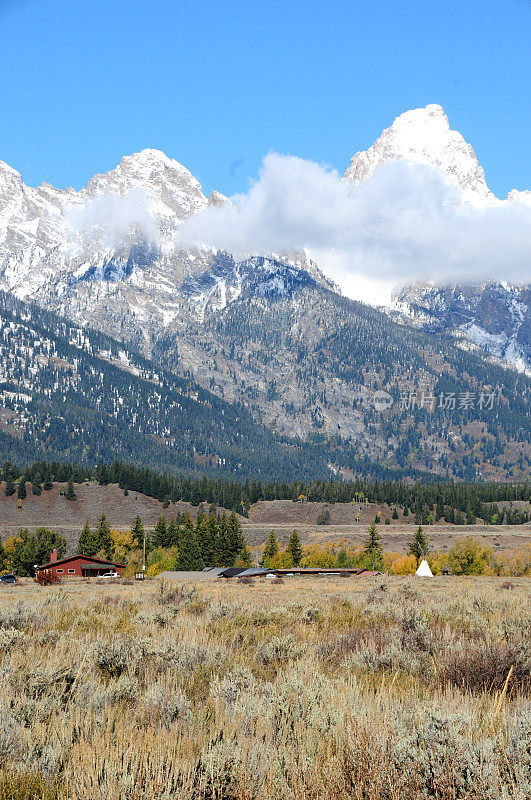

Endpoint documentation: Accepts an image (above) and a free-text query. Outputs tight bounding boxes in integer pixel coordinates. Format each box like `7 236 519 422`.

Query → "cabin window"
68 569 75 574
56 569 64 573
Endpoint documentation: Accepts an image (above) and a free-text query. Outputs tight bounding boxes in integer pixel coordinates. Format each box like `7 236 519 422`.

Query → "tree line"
76 507 248 572
2 459 529 524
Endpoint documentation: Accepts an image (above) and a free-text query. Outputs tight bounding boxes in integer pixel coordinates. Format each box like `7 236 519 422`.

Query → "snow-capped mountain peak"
85 148 208 220
344 104 496 207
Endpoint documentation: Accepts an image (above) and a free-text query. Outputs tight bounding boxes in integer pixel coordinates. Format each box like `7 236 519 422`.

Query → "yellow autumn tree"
111 529 139 563
2 534 22 570
389 554 417 575
299 544 337 568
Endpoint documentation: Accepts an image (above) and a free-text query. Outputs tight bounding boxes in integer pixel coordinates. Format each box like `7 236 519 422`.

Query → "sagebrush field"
0 576 529 799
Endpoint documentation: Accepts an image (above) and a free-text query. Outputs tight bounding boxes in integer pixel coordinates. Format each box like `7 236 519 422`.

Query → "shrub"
92 636 141 678
447 537 493 575
441 640 530 696
35 571 61 586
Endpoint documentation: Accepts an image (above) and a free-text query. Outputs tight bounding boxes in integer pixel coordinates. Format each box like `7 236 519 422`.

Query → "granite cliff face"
390 281 530 373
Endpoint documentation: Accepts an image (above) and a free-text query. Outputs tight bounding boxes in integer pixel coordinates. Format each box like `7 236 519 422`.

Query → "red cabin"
36 549 125 579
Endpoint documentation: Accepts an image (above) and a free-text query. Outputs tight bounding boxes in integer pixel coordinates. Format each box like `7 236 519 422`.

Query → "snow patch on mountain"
345 104 497 207
390 280 530 373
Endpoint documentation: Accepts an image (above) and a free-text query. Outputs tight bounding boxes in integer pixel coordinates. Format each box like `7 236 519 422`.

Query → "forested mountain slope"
154 270 530 481
0 291 334 480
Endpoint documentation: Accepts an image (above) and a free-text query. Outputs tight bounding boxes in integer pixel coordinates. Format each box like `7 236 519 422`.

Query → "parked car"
101 572 120 578
0 574 17 584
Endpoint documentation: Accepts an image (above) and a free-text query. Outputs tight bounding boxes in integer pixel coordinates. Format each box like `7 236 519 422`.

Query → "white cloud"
67 188 158 250
176 153 531 304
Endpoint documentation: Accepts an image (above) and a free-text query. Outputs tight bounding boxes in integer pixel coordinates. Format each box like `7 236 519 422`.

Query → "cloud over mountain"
177 152 531 301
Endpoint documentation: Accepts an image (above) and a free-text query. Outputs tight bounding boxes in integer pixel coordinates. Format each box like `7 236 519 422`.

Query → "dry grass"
0 576 529 799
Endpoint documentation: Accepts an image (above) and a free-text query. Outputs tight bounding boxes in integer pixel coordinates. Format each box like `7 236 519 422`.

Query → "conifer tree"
166 518 179 547
32 478 42 496
152 515 167 548
260 531 279 567
95 514 113 560
362 523 383 570
65 477 76 501
43 471 53 491
227 511 245 565
175 514 203 570
235 546 253 567
215 512 232 566
131 517 145 550
195 511 212 565
5 475 15 497
205 512 219 565
78 521 97 556
287 529 302 566
17 480 27 500
408 526 429 564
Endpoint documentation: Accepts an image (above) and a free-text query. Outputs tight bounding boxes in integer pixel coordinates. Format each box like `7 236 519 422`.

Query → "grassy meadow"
0 575 529 800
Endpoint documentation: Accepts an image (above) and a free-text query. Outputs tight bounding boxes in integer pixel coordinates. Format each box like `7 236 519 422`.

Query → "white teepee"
415 558 433 577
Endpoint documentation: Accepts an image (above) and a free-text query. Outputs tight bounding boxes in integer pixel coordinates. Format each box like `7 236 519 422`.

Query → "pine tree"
166 518 179 547
260 531 279 567
362 523 383 570
43 471 53 491
151 515 167 548
95 514 113 560
175 515 203 570
195 511 212 565
200 512 218 566
131 517 145 549
287 529 302 566
17 480 27 500
65 478 76 501
466 508 476 525
32 479 42 496
235 546 253 567
408 526 429 563
5 475 15 497
78 521 97 556
227 511 245 565
215 512 232 566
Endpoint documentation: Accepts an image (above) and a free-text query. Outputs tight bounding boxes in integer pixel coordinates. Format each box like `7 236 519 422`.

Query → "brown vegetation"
0 576 529 799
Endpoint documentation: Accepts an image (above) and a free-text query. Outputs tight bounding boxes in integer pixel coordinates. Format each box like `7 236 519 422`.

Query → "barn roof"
37 554 125 570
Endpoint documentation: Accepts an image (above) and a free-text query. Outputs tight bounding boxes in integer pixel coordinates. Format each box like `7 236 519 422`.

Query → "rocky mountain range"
0 104 529 480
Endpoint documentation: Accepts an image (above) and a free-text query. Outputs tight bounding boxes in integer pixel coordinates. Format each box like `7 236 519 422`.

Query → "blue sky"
1 0 530 197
